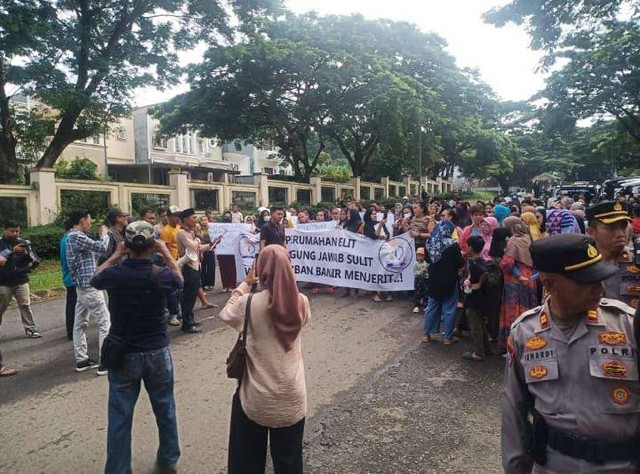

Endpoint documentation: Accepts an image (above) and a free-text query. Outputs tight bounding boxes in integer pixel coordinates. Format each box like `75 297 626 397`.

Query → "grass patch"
29 259 64 292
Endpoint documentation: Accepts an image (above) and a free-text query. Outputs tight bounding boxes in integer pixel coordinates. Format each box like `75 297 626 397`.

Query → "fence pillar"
403 176 412 198
169 171 189 209
28 168 57 225
253 173 269 207
309 176 322 205
352 177 361 201
381 177 390 199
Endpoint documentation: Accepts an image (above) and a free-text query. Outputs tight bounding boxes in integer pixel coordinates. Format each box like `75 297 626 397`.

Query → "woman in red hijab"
219 245 310 474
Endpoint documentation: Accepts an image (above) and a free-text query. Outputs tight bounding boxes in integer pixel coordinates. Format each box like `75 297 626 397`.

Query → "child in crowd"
412 247 429 313
462 235 491 361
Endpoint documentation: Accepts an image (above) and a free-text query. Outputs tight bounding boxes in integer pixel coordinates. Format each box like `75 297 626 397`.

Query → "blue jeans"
423 287 459 340
105 347 180 474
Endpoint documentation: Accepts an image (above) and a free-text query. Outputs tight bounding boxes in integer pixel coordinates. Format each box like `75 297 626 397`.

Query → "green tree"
157 35 329 179
483 0 634 62
0 0 280 183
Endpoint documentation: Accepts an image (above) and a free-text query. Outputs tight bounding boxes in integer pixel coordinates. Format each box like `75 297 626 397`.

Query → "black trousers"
228 391 304 474
65 286 77 340
201 251 216 288
180 266 201 329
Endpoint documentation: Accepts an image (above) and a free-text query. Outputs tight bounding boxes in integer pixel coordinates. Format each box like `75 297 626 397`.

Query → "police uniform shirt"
603 246 640 309
502 298 639 473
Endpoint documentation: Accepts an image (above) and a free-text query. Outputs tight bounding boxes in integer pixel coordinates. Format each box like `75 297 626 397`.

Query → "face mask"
403 213 412 219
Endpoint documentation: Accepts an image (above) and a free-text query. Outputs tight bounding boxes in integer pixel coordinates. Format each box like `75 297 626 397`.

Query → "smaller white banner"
208 223 252 255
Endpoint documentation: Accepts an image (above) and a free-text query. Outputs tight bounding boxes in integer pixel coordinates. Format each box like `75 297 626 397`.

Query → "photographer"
0 220 41 338
91 221 183 474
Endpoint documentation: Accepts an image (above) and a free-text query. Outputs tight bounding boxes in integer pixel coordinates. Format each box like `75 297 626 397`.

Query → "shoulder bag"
226 293 254 380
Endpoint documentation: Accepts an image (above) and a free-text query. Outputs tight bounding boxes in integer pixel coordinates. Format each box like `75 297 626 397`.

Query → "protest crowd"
1 186 640 474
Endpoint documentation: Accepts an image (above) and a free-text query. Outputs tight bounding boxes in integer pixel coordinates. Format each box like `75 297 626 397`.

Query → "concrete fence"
0 168 454 226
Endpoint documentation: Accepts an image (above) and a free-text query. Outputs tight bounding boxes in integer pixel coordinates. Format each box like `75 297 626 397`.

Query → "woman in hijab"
219 245 310 474
423 220 464 345
479 217 499 261
521 211 543 241
343 209 363 234
546 208 580 235
217 211 238 292
493 204 511 225
498 216 539 350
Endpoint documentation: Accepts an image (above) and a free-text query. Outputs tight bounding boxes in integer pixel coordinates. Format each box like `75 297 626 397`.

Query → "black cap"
180 208 195 220
585 201 630 225
530 234 619 283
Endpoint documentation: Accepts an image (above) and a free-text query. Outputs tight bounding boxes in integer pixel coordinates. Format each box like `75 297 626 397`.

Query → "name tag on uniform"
589 345 638 381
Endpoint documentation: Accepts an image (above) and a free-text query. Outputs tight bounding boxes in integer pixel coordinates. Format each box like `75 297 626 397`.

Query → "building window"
375 187 384 201
263 167 274 175
190 189 219 211
321 187 335 203
231 191 257 208
197 138 205 156
389 184 397 196
399 186 406 197
268 187 288 205
360 186 371 200
296 189 311 205
340 188 353 200
115 126 127 141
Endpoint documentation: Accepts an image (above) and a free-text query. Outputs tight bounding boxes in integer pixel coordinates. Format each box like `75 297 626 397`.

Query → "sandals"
422 334 432 343
462 351 484 362
0 366 18 377
373 294 382 302
443 337 459 346
312 287 320 294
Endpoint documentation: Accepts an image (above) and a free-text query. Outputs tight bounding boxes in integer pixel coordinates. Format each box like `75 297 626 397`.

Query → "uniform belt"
532 409 640 465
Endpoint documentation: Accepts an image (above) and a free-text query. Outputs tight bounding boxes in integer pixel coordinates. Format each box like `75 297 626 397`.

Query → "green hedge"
21 224 66 259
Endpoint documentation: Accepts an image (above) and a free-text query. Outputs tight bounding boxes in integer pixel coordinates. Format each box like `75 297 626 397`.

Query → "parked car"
554 182 601 204
602 176 640 200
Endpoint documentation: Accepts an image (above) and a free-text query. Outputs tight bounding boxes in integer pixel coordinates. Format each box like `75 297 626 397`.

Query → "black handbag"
226 294 254 380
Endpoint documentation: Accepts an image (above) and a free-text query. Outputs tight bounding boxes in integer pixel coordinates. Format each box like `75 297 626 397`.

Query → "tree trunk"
0 136 19 184
496 175 511 195
36 113 83 168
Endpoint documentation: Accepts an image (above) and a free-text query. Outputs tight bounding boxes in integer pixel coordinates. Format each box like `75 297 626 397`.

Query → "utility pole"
418 124 423 195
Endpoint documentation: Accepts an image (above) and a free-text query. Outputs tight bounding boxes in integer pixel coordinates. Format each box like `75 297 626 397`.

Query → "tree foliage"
0 0 281 183
158 13 497 181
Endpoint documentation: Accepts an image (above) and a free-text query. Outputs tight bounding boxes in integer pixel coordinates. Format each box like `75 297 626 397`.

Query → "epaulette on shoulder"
600 298 635 316
512 306 542 328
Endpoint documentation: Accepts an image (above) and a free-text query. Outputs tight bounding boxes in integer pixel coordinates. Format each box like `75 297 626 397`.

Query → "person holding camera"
219 245 310 474
91 221 183 474
0 220 41 338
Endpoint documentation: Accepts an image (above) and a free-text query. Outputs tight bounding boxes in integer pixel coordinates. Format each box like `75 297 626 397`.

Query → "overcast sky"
135 0 544 107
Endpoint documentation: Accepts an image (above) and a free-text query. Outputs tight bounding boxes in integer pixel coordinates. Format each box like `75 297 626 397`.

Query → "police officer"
502 233 639 473
586 201 639 309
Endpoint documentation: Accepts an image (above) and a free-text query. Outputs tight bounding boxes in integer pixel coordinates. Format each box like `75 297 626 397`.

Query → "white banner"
233 228 416 291
208 223 252 255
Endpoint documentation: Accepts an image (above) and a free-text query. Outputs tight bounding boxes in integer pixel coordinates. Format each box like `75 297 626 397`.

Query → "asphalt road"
0 287 503 473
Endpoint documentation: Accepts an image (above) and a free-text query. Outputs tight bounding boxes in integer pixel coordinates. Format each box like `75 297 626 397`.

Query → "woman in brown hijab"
219 245 310 474
498 216 539 351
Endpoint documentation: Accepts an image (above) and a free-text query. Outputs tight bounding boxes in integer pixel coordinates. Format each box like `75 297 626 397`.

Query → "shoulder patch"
600 298 635 316
511 306 542 329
